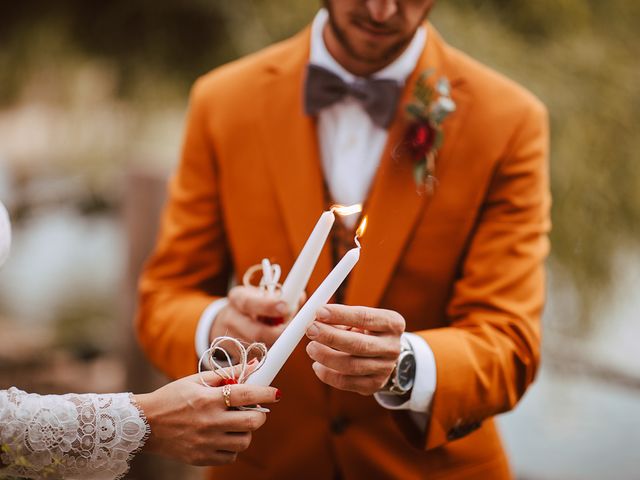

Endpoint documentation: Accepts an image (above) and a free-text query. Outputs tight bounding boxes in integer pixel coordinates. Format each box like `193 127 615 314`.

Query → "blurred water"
500 368 640 480
0 208 122 326
500 253 640 480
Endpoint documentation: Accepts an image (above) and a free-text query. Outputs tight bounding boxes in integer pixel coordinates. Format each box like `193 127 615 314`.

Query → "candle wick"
354 236 362 249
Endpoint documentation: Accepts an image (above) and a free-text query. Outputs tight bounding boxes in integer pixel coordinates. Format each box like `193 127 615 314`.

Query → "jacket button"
330 415 350 435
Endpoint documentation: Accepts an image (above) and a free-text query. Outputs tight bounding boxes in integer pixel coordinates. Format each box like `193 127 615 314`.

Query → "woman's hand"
134 371 280 466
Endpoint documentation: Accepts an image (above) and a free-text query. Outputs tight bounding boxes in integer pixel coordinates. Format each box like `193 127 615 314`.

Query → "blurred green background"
2 0 638 326
0 1 638 479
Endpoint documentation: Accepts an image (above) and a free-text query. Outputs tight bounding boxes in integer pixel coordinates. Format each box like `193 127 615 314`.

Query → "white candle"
246 246 361 386
280 204 362 312
280 211 334 311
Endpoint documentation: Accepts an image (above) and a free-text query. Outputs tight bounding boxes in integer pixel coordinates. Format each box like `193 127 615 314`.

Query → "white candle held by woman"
247 217 368 387
279 204 361 313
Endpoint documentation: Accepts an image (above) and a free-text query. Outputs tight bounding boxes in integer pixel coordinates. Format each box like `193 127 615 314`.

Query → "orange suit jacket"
137 22 550 480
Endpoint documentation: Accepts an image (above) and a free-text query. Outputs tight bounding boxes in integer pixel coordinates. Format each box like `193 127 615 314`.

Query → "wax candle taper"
247 216 368 386
279 204 361 312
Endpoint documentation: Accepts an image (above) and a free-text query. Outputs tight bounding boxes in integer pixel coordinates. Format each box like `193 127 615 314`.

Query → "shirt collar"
309 8 427 85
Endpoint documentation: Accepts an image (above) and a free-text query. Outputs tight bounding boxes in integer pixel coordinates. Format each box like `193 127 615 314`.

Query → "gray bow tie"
303 64 402 129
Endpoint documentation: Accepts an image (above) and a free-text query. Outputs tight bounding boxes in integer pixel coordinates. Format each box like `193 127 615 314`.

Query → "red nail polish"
275 389 282 400
221 378 238 385
258 315 285 326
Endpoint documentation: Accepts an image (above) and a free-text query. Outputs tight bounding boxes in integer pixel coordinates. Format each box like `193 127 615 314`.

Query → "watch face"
396 352 416 391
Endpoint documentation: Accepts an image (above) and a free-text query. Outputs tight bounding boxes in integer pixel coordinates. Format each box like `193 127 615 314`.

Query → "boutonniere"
404 70 456 192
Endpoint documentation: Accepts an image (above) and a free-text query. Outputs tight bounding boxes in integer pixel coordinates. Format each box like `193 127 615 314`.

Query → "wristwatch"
379 339 416 395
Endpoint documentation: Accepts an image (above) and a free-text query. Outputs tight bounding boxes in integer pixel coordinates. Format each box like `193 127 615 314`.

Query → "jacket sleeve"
136 78 231 380
403 99 551 449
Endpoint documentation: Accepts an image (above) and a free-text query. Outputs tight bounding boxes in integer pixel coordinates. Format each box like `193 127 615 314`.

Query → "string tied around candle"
242 258 282 294
243 258 287 326
198 336 270 412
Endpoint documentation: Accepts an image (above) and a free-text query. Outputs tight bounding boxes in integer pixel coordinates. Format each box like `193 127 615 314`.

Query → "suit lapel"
258 28 334 293
345 26 469 308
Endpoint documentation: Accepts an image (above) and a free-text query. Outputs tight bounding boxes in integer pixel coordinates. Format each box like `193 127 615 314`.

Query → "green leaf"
406 103 426 120
413 69 435 106
414 82 433 106
413 160 427 186
417 68 435 84
434 129 444 149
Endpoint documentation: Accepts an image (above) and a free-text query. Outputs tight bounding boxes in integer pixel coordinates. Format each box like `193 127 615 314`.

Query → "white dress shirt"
195 9 436 415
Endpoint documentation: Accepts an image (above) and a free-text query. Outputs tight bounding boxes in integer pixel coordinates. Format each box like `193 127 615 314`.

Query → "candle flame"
356 216 368 239
331 203 362 217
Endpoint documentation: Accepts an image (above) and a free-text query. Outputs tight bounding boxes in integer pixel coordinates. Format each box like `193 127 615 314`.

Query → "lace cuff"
0 387 150 480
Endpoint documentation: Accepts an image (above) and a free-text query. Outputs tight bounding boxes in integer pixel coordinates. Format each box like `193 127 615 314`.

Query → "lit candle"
280 204 361 312
247 217 368 386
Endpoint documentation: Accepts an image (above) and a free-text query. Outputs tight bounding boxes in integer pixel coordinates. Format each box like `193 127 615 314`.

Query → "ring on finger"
222 384 232 408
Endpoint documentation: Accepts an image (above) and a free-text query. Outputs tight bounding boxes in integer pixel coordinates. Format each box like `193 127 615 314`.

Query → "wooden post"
121 167 201 480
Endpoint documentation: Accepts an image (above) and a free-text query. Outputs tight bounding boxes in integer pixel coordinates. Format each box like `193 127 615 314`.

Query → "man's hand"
305 305 405 396
211 286 298 347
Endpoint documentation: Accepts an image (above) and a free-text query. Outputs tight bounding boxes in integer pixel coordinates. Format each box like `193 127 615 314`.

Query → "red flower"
407 121 436 159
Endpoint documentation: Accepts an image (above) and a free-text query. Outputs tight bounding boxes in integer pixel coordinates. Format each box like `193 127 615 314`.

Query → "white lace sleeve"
0 387 150 480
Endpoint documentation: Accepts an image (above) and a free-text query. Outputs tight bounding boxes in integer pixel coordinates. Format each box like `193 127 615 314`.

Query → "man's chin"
346 33 411 65
350 45 402 66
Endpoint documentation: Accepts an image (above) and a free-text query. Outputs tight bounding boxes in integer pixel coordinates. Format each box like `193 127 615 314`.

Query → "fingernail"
306 323 319 339
316 307 329 320
276 302 289 315
275 389 282 401
248 358 259 365
258 315 284 326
